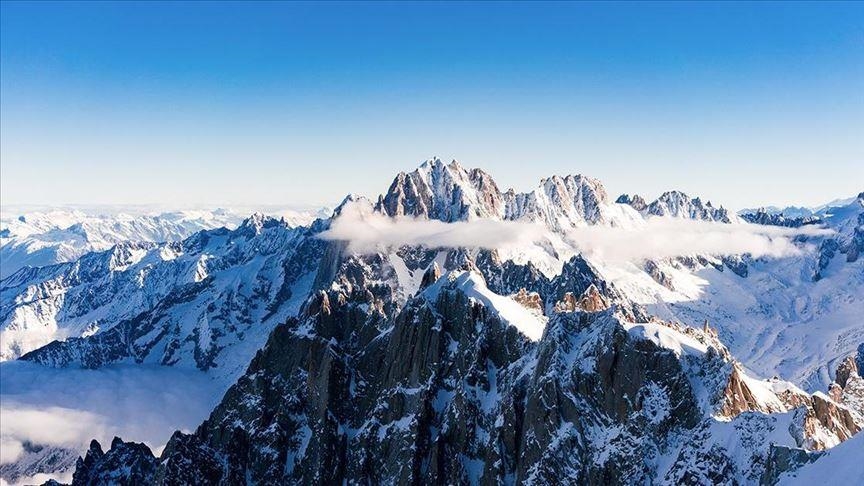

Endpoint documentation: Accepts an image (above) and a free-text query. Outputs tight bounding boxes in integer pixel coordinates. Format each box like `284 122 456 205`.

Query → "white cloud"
319 201 547 253
319 201 832 261
0 406 107 465
0 471 74 486
561 218 831 262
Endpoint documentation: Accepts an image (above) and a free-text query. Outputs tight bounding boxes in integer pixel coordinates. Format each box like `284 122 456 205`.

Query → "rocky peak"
647 190 732 223
236 212 283 237
510 287 543 313
375 157 505 222
552 284 610 313
503 173 609 229
334 193 373 217
739 209 821 228
718 363 792 418
835 356 860 389
799 393 861 450
575 284 610 312
418 261 441 290
372 159 621 230
69 437 156 486
830 354 864 427
616 193 648 212
715 361 862 451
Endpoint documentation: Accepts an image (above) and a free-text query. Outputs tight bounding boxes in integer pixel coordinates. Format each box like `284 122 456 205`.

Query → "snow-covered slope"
781 432 864 484
598 194 864 391
422 270 548 341
1 214 326 367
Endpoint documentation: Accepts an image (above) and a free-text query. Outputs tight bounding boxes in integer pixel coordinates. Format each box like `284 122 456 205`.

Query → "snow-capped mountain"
0 159 861 485
376 158 641 229
1 214 326 370
619 190 736 223
0 206 329 279
738 205 816 219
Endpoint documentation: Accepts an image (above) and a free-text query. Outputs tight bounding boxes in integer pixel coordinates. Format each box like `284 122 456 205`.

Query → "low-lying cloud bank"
560 218 831 261
0 361 223 485
319 202 832 261
320 202 547 253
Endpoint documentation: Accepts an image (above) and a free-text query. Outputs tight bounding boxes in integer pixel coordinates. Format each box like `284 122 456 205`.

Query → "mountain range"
0 158 861 485
0 206 329 279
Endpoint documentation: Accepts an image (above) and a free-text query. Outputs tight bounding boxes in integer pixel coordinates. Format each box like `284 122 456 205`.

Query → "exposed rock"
722 254 749 278
835 355 859 388
9 163 862 485
797 393 860 450
616 193 647 212
814 238 839 281
646 190 733 223
645 259 675 289
418 261 441 290
718 364 788 417
740 209 822 228
510 287 543 313
70 438 157 486
717 363 860 451
555 284 609 312
847 211 864 262
830 354 864 426
376 158 505 221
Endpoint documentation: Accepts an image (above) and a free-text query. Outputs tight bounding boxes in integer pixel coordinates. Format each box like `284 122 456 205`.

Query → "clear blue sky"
1 1 862 210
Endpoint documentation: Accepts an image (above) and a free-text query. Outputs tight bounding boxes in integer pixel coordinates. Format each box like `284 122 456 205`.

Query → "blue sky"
1 1 862 210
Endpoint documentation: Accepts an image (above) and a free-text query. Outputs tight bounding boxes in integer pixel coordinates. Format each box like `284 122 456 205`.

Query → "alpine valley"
1 158 862 485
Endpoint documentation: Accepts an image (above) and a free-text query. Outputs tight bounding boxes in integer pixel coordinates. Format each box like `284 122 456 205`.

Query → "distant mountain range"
0 206 330 279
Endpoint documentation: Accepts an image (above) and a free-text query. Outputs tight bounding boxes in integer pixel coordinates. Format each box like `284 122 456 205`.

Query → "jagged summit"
646 190 732 222
373 158 639 229
375 157 505 221
616 189 734 223
236 212 284 236
334 193 373 216
616 193 648 211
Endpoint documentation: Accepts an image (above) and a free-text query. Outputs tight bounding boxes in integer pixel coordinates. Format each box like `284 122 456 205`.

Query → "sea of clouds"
320 201 832 260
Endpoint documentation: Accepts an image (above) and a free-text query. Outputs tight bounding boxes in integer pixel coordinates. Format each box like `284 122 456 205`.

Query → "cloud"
319 201 832 261
0 405 108 465
0 471 74 486
319 201 547 253
561 218 832 262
